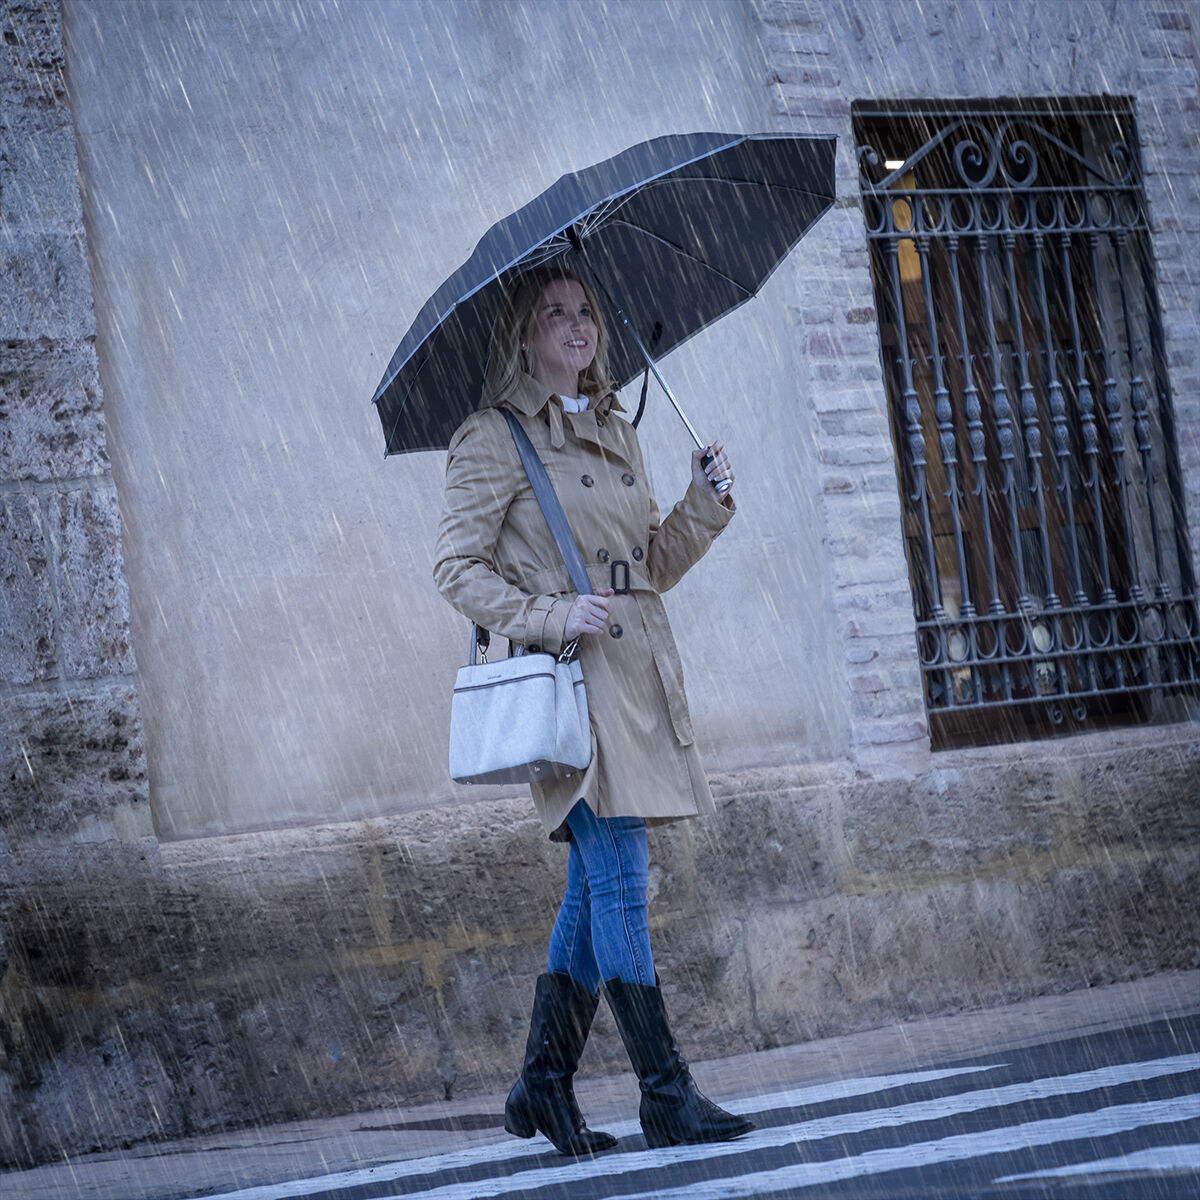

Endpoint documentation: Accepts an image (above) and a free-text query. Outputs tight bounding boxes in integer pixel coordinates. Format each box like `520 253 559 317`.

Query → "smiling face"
526 278 597 396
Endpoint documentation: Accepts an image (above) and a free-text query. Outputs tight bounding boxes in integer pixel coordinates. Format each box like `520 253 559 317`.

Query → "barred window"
852 98 1198 745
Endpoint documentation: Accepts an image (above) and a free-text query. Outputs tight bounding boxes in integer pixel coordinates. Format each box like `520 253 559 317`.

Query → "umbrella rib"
634 173 836 204
605 216 756 297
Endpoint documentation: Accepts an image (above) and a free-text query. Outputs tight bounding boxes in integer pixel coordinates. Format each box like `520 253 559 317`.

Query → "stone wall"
0 0 151 846
1 0 154 1163
1 726 1196 1164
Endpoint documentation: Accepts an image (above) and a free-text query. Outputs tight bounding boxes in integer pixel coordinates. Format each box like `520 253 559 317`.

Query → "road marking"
179 1063 1000 1200
995 1142 1200 1181
359 1054 1200 1200
608 1095 1200 1199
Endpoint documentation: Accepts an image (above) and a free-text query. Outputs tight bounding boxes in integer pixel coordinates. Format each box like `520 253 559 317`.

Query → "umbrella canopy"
372 131 837 456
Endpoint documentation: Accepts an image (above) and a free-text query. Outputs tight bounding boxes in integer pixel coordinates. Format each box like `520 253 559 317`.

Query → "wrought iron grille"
853 99 1198 737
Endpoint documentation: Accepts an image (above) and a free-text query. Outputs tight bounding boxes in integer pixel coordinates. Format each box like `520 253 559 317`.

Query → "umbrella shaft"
579 262 704 450
580 254 730 494
626 329 705 451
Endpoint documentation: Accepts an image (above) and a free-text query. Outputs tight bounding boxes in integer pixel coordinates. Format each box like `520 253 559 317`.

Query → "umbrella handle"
700 450 733 496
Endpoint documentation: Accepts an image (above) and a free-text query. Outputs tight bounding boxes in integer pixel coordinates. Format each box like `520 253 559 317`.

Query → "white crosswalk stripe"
995 1142 1200 1182
180 1063 1000 1200
181 1052 1200 1200
364 1053 1200 1200
609 1095 1200 1200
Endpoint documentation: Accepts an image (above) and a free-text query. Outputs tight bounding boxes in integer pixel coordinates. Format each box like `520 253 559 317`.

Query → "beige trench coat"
433 373 734 837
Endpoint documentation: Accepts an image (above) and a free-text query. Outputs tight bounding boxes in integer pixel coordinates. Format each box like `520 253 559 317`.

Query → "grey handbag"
448 410 593 785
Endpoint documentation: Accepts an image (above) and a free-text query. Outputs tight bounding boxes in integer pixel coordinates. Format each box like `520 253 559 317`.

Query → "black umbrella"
371 131 836 457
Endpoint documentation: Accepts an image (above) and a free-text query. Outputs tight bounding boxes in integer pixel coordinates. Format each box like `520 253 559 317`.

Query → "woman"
433 266 752 1154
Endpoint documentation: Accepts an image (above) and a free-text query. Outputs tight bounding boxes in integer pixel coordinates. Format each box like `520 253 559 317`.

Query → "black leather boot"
605 977 755 1148
504 972 618 1156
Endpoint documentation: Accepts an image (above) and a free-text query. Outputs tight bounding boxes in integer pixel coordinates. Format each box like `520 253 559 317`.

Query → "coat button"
622 472 636 486
632 546 644 561
580 474 594 487
596 413 606 428
609 624 623 639
597 548 610 563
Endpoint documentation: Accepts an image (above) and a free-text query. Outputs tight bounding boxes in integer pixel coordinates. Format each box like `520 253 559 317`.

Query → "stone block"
0 490 55 683
0 339 107 481
0 682 148 842
652 911 759 1061
0 232 96 341
0 102 83 233
744 901 855 1046
49 485 135 679
0 1 67 110
854 717 928 745
771 63 841 88
831 553 908 589
0 991 181 1164
818 439 894 467
838 768 1056 883
441 942 551 1091
767 30 832 56
1145 10 1192 33
811 385 878 414
658 787 842 910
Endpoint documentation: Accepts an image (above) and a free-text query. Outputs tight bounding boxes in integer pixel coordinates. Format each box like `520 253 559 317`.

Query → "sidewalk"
4 970 1198 1200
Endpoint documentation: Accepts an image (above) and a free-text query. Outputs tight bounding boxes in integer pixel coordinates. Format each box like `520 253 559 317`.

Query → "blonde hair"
481 267 614 408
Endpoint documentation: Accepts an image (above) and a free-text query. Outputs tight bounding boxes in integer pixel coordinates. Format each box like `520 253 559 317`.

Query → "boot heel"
504 1084 537 1139
504 1105 536 1139
642 1123 679 1149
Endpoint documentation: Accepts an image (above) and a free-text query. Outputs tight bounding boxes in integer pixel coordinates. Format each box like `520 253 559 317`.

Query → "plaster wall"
63 0 849 840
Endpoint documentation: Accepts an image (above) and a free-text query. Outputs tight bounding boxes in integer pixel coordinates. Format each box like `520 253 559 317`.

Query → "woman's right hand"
563 588 614 641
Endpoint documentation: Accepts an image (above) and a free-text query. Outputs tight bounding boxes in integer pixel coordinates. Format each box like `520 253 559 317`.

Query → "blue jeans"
546 800 656 993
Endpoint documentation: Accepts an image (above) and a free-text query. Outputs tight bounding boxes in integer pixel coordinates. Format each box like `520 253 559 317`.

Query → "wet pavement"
4 970 1197 1200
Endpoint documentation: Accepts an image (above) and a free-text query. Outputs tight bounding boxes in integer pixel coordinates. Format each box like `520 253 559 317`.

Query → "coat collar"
489 373 625 449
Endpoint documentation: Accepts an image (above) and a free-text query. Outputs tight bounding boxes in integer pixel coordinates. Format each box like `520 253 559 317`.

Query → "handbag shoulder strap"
500 408 592 597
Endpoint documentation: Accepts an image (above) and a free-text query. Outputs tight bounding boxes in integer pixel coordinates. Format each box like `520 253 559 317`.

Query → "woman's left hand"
692 439 733 500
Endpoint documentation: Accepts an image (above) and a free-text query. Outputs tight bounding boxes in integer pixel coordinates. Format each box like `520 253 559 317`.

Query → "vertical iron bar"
1026 229 1074 696
1058 230 1113 605
916 230 975 708
1133 209 1197 602
1054 228 1099 693
1133 213 1200 689
1113 230 1169 601
1002 229 1060 611
916 233 972 617
975 232 1032 620
946 231 993 704
948 233 1002 616
1031 229 1086 607
1088 230 1143 603
886 230 944 624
